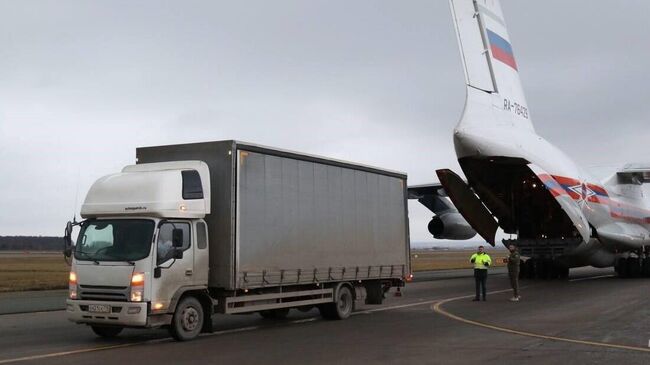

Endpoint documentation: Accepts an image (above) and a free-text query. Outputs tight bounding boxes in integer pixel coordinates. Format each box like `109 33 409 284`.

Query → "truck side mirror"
173 248 184 260
63 221 74 258
172 228 184 248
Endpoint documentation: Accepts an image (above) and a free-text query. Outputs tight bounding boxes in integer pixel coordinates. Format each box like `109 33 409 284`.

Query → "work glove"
471 258 476 263
483 262 489 267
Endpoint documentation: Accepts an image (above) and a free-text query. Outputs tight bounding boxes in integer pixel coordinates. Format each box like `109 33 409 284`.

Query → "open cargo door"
528 164 590 243
436 169 498 246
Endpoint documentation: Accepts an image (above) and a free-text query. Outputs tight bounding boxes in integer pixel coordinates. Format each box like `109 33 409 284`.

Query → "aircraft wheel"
642 258 650 277
559 266 570 280
616 258 629 278
628 257 641 277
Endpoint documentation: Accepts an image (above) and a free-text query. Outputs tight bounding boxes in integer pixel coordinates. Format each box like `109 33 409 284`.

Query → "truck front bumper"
66 299 148 327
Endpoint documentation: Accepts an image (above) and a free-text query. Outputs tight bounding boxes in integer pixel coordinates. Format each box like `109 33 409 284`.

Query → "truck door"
152 221 194 309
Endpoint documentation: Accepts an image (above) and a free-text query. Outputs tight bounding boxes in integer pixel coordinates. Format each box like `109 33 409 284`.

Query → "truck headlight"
69 271 78 299
130 290 143 302
130 272 145 302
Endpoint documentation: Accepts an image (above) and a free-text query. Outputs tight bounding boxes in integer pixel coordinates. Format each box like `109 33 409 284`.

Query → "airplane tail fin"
449 0 533 131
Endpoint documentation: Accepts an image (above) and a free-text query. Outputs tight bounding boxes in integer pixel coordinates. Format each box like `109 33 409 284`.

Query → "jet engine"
428 213 477 240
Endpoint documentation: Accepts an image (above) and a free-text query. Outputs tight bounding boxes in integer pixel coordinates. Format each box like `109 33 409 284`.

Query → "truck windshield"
75 219 154 262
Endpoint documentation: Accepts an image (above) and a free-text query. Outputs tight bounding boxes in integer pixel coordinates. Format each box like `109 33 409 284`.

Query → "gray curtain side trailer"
136 140 411 319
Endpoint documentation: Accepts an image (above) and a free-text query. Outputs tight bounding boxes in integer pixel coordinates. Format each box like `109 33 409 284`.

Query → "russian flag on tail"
487 29 517 70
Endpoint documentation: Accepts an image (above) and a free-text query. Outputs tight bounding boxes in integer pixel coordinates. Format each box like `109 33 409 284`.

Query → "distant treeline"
0 236 63 251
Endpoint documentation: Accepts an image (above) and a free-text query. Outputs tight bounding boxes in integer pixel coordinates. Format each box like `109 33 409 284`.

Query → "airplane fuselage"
454 125 650 268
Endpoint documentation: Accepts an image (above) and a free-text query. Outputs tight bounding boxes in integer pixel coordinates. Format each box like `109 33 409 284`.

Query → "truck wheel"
321 286 353 320
91 325 123 338
170 296 204 341
259 308 290 319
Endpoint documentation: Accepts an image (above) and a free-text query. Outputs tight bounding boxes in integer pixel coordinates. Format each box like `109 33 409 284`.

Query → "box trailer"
65 140 410 341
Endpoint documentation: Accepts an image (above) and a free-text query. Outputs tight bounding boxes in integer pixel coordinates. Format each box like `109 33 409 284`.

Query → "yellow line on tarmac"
432 292 650 353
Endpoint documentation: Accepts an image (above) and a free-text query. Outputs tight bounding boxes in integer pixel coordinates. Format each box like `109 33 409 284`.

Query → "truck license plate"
88 304 111 313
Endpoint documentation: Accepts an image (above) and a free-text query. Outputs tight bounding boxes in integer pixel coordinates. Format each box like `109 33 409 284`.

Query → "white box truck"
64 140 410 341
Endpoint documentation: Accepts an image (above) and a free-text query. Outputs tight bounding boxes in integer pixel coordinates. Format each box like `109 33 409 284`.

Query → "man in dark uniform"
506 244 521 301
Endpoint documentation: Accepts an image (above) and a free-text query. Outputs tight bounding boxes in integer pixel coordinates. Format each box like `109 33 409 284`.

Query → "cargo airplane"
410 0 650 279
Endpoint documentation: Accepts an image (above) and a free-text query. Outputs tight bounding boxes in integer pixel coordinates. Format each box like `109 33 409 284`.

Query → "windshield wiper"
75 250 100 265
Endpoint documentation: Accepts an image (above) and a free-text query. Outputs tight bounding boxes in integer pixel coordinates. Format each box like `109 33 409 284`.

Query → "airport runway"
1 267 649 364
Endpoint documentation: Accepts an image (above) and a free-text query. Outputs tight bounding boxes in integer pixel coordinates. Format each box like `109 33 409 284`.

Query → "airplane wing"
407 183 454 214
408 182 477 241
597 163 650 249
617 163 650 184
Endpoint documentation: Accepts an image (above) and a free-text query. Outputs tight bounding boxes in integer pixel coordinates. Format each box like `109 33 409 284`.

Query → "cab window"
182 170 203 199
157 222 190 265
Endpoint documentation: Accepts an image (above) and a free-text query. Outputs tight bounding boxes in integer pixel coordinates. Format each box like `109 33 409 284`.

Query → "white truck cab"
66 161 212 340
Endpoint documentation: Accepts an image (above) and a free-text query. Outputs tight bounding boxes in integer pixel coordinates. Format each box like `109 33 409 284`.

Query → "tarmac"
0 289 67 315
0 267 648 364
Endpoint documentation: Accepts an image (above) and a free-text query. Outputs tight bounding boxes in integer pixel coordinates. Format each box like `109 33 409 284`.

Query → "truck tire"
91 325 123 338
170 296 204 341
320 285 353 320
259 308 290 319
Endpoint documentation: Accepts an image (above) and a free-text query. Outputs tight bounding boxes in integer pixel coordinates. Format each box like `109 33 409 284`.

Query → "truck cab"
66 161 212 340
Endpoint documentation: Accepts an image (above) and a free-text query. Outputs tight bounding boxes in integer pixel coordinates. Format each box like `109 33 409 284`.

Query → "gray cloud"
0 1 648 243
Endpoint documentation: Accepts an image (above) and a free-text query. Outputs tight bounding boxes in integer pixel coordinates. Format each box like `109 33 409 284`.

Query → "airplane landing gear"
616 255 650 278
520 258 569 280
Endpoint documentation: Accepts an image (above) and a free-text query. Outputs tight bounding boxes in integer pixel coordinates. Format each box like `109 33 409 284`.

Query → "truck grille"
79 285 129 302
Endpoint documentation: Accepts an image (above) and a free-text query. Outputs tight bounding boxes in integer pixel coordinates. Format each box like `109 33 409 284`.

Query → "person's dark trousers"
474 269 488 300
509 269 519 297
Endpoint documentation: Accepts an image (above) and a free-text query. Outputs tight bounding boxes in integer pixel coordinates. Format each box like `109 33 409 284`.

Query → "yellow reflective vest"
470 252 492 270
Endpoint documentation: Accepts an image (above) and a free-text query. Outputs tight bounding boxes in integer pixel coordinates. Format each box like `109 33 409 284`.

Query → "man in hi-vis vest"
470 246 492 301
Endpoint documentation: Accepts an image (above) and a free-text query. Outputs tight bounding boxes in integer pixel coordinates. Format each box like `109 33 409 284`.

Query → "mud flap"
528 164 590 243
436 169 498 246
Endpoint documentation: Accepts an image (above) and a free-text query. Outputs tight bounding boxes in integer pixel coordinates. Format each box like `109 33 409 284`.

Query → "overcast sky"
1 0 649 241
